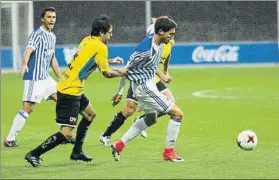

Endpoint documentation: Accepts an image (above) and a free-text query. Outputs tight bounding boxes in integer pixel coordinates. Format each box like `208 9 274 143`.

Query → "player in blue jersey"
111 16 185 162
100 17 175 146
4 7 63 147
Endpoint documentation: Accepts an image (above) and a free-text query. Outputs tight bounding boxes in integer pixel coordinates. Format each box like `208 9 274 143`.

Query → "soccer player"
111 16 185 162
100 18 175 146
4 7 63 147
25 14 127 168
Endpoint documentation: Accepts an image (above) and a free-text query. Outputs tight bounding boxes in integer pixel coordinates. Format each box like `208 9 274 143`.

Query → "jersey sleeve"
95 45 110 72
26 32 40 51
117 76 127 95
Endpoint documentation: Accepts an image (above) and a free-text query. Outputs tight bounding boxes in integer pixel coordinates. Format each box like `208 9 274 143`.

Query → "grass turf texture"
1 67 279 179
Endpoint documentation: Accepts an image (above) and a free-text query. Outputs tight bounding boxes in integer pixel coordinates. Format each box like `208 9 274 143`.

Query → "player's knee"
60 126 74 139
168 104 184 121
23 102 35 114
144 112 157 127
172 109 184 120
123 106 136 117
81 111 96 122
85 112 96 122
23 108 33 114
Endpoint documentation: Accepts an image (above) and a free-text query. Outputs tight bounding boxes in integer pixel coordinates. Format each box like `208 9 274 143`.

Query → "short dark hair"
41 7 56 18
91 14 113 36
154 16 177 34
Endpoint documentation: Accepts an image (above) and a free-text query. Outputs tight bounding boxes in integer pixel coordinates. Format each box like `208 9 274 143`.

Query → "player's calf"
61 137 76 145
134 117 148 138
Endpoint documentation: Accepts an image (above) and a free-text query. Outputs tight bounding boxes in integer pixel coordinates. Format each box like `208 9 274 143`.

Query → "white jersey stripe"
141 82 169 110
23 26 56 80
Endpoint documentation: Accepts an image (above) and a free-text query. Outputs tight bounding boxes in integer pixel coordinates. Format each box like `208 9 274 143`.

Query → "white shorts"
23 76 57 103
132 79 173 114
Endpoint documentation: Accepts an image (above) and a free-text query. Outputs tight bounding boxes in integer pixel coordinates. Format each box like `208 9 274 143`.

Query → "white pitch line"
192 87 279 100
192 88 237 99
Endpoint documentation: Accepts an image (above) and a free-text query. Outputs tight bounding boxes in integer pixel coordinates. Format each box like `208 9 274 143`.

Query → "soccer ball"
237 130 258 151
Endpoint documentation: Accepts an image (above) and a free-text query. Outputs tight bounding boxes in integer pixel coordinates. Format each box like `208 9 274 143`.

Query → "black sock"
30 132 66 157
137 111 166 120
102 111 126 137
73 118 92 153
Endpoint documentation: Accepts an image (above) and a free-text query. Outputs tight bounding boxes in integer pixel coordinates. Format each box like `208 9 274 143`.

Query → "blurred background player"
25 14 127 167
110 16 185 162
100 17 175 146
4 7 62 147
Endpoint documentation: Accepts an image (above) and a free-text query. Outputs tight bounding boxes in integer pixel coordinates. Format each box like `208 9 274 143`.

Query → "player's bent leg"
70 95 94 162
60 126 75 139
167 104 183 120
134 115 148 138
4 101 35 147
123 100 148 139
161 88 175 103
139 112 157 138
101 99 138 146
134 110 168 138
122 99 138 117
23 101 36 114
111 112 157 161
25 126 69 167
163 104 184 162
80 102 97 122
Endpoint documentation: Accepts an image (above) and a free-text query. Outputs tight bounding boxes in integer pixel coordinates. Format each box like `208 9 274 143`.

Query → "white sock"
166 119 181 149
6 110 29 141
121 117 148 144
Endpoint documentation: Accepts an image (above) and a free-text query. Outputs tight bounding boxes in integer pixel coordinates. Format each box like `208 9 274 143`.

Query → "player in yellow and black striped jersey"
25 15 127 167
100 18 176 146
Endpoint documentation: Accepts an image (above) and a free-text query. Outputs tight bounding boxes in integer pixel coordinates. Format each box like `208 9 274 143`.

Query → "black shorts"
56 92 89 127
126 81 167 102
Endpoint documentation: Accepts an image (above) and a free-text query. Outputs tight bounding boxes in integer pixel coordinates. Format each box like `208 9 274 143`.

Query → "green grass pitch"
1 67 279 179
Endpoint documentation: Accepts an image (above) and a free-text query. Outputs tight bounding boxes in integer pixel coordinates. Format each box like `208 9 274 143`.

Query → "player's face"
42 11 56 31
102 26 113 44
161 28 176 44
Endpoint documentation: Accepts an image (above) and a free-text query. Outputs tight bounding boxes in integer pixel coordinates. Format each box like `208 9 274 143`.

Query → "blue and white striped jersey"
23 26 56 80
126 34 164 83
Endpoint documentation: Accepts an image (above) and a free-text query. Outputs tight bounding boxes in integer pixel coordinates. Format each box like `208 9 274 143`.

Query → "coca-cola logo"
192 45 239 63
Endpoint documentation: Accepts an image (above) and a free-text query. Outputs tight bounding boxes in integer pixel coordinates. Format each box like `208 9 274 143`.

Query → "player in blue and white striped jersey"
100 18 174 145
111 16 185 162
4 7 63 147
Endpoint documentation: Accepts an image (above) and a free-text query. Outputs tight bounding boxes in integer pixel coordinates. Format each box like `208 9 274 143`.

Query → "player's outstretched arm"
20 47 33 78
116 76 126 95
111 76 127 106
51 56 62 80
103 68 128 78
108 56 124 64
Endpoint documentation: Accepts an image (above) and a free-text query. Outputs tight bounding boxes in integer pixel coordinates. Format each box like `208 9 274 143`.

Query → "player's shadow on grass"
91 144 106 147
11 162 100 169
46 162 99 168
